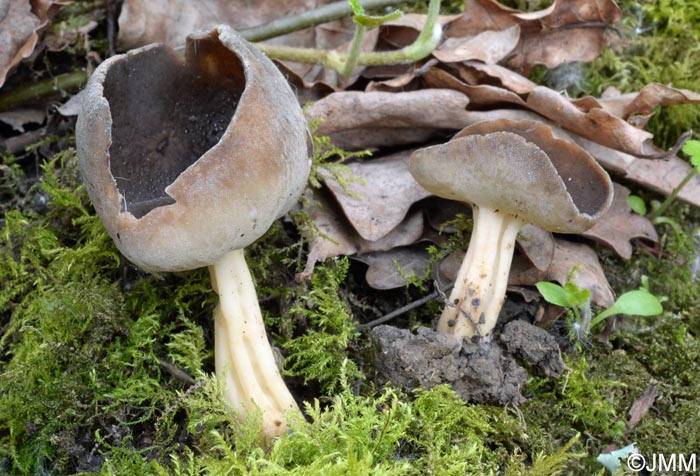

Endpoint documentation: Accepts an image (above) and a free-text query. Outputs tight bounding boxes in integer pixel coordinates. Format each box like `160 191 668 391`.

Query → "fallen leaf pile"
2 0 700 314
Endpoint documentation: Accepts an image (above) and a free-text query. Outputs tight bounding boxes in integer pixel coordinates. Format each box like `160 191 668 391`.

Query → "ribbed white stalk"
437 206 524 340
210 248 299 440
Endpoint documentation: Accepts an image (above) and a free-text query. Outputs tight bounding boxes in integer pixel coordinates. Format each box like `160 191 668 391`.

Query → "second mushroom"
410 119 613 341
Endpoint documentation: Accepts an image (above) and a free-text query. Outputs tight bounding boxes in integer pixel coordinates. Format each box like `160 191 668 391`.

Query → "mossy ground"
2 1 700 475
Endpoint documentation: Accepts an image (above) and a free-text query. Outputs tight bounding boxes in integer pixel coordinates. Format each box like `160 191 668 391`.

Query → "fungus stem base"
209 249 299 440
437 206 523 340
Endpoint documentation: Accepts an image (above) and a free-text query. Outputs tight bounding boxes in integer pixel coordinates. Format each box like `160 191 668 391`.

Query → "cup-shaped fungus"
76 25 311 440
410 119 613 341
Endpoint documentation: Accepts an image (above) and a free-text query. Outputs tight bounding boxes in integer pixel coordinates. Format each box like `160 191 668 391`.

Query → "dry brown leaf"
300 190 424 279
582 183 658 259
304 89 472 150
433 25 520 64
456 61 537 94
445 0 621 74
627 385 658 430
445 0 518 38
525 86 656 156
621 83 700 118
507 27 613 74
365 65 424 92
322 151 431 241
423 66 527 107
0 0 68 88
585 83 700 122
509 238 615 307
354 247 432 290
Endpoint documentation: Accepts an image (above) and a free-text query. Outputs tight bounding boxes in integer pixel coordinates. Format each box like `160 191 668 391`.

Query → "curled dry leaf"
321 151 431 242
433 25 520 64
509 238 615 308
506 26 616 74
423 65 527 107
456 60 537 95
304 89 472 150
627 385 658 430
524 86 656 157
354 247 432 290
582 183 658 259
300 190 424 280
601 83 700 119
0 0 69 88
445 0 622 74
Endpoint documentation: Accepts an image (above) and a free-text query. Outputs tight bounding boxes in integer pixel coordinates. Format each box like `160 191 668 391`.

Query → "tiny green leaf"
612 290 663 316
536 281 571 307
563 281 591 307
354 10 403 28
591 289 663 328
627 195 647 215
682 139 700 172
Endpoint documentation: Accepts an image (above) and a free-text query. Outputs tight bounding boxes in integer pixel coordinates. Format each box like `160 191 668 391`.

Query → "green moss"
283 257 362 394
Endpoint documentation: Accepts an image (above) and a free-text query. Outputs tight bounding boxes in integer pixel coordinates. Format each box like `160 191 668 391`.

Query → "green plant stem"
648 169 699 221
239 0 405 42
340 24 367 76
0 71 87 112
256 0 442 74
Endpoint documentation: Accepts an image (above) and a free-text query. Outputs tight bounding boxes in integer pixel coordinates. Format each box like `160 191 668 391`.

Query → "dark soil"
371 316 563 405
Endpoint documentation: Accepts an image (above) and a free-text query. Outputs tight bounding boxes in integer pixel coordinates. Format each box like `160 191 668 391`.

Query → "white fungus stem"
209 248 299 440
437 205 524 340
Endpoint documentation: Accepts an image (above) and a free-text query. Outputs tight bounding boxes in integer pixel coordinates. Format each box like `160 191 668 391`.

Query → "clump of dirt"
500 319 564 378
370 319 563 405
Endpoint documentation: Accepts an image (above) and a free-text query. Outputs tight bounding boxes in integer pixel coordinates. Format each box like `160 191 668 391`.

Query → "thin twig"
361 282 453 328
158 358 196 386
0 71 87 112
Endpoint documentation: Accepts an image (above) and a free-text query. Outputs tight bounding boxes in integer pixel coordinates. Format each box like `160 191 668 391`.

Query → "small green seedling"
627 194 647 216
537 273 663 345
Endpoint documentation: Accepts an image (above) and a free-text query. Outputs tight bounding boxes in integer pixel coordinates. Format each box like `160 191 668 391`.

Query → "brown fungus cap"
77 25 311 272
410 119 613 233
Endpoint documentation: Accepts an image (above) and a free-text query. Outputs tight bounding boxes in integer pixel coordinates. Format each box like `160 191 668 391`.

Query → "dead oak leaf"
582 183 658 259
456 61 537 95
423 65 527 107
354 246 432 290
525 86 656 157
433 25 520 64
304 89 473 150
445 0 621 74
509 238 615 307
321 151 431 242
299 190 424 280
506 26 615 74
